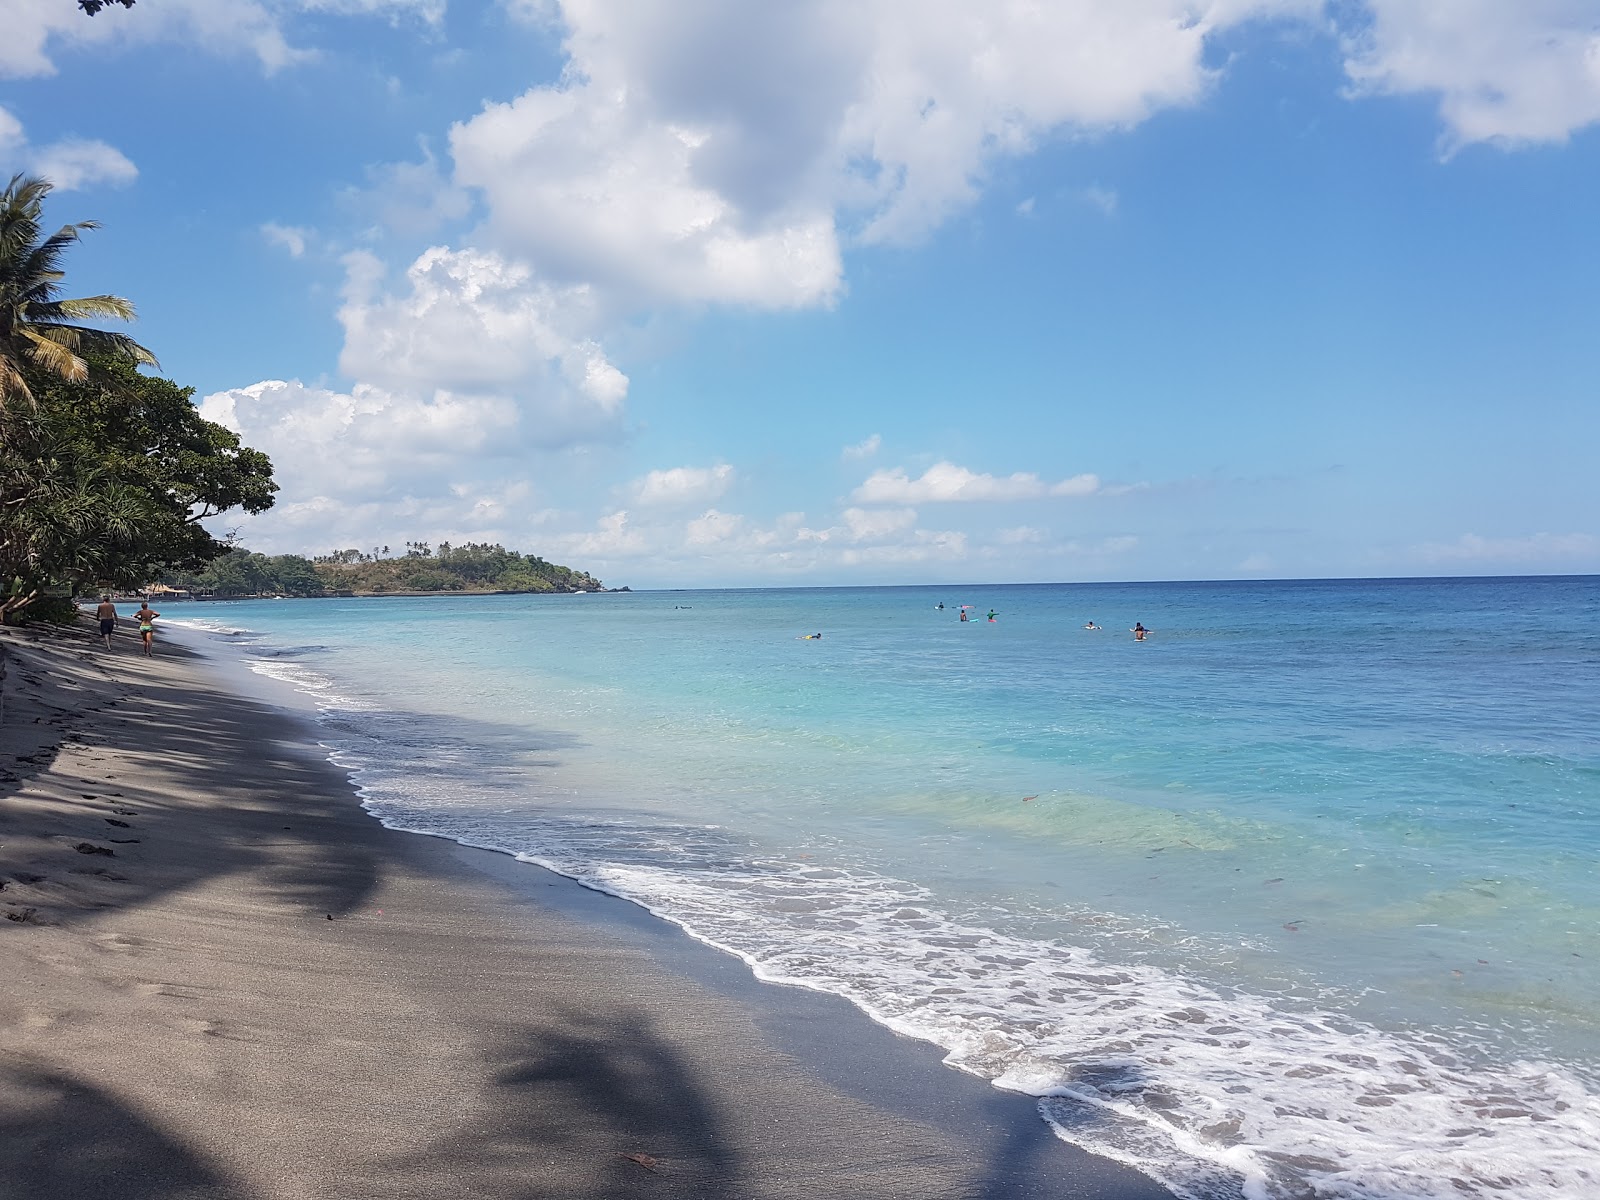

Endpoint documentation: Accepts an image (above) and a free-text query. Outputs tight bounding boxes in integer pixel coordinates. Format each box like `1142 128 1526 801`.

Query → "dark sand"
1 620 1176 1200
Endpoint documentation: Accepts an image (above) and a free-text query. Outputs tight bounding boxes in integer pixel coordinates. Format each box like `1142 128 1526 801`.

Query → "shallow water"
176 576 1600 1199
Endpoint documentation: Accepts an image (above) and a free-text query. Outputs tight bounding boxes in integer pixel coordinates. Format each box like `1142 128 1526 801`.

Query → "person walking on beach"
95 595 119 649
134 600 160 657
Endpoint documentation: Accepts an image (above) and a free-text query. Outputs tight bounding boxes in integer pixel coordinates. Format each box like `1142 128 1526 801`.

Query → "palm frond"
53 295 138 322
21 327 87 382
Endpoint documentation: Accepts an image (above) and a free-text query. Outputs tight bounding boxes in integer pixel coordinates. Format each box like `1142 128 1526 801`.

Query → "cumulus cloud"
1344 0 1600 149
842 433 882 459
451 1 1329 310
0 106 135 190
442 1 1600 316
1414 532 1600 565
628 464 735 507
852 461 1101 504
2 0 307 79
1 0 444 80
200 378 522 496
337 245 627 445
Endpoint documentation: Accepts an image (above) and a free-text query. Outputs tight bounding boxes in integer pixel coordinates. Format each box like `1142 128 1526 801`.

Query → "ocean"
173 576 1600 1200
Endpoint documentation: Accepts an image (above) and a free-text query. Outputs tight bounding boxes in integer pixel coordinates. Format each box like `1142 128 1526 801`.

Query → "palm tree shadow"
0 1060 248 1200
400 1008 740 1200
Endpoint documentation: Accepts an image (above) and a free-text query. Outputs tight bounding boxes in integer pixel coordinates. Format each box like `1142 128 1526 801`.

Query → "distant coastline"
150 541 609 601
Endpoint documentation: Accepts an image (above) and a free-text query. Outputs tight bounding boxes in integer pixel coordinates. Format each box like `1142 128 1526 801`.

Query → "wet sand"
0 620 1175 1200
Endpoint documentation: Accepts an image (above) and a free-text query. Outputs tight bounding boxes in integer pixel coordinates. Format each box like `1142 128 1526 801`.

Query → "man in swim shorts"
95 595 119 648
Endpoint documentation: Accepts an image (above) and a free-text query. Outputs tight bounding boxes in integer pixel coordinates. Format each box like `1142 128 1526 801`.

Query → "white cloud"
842 433 882 459
200 378 522 496
337 245 627 445
0 105 135 190
261 222 309 257
1 0 307 79
629 463 735 507
685 507 743 546
1 0 443 80
440 2 1600 317
196 377 564 552
1344 1 1600 149
535 500 971 582
1015 197 1036 216
451 81 844 309
841 506 917 541
1414 532 1600 565
1238 551 1274 572
853 461 1101 503
448 0 1338 309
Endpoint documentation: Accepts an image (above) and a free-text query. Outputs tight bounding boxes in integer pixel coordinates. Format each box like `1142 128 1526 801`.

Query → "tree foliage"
79 0 136 14
0 174 157 410
1 356 277 619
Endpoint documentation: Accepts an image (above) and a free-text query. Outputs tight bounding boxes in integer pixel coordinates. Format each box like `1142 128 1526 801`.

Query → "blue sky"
5 0 1598 587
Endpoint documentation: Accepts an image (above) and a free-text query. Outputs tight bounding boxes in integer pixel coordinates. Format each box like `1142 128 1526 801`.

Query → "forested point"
161 543 606 597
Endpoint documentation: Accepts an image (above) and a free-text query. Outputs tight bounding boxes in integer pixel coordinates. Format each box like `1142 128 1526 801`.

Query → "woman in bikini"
134 601 161 656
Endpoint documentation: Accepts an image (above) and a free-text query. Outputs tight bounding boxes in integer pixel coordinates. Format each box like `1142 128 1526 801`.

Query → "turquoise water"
178 577 1600 1199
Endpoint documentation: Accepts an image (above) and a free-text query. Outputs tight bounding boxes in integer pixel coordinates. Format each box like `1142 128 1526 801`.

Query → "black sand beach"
1 621 1176 1199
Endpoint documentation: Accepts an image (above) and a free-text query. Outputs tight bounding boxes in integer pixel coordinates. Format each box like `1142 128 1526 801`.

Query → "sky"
4 0 1599 588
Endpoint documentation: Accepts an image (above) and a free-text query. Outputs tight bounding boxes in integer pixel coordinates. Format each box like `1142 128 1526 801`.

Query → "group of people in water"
94 595 161 656
934 603 1150 638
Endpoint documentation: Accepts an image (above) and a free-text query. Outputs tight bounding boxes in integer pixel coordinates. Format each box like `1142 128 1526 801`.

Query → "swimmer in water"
1084 621 1100 630
1132 622 1147 641
797 633 823 640
986 610 997 623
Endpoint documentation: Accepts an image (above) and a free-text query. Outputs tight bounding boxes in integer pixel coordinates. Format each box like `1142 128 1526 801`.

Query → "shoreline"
1 621 1174 1200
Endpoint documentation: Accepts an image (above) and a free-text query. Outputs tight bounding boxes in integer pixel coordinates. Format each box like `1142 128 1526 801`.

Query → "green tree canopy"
1 356 277 619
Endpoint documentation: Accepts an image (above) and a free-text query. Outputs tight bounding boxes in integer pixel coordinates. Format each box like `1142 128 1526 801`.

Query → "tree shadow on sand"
393 1007 739 1200
0 1060 249 1200
0 625 582 931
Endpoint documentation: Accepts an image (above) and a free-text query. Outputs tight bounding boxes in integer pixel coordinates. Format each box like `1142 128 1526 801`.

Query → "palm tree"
0 173 157 409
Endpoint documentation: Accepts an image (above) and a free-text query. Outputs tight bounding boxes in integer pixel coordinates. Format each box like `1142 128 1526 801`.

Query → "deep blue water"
178 576 1600 1200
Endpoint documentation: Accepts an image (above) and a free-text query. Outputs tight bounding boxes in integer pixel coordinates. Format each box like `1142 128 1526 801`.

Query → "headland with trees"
162 542 606 598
